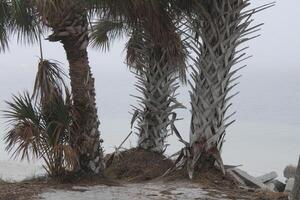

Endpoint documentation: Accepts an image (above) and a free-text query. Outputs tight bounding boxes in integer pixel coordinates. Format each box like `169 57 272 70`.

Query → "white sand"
39 181 232 200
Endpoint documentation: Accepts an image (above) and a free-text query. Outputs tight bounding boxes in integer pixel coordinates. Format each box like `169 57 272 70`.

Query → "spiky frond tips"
184 0 275 178
4 92 42 161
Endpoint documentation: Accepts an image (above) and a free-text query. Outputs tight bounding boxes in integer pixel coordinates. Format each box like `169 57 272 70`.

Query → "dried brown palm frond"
32 59 67 102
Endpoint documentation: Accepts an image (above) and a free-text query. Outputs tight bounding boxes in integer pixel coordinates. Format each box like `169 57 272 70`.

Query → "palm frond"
4 92 41 126
9 0 40 45
32 59 67 103
44 88 72 146
3 59 77 176
4 92 42 161
90 20 126 51
0 0 10 51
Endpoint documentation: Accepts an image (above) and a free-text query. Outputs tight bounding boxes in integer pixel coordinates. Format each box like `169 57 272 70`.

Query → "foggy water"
0 0 299 181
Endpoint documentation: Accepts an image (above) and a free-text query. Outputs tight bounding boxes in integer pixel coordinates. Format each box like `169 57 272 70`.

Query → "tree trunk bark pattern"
188 0 263 178
48 7 104 175
129 30 184 153
62 38 104 175
135 58 182 153
291 156 300 200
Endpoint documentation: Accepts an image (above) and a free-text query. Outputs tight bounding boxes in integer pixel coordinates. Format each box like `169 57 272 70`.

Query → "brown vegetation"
0 149 289 200
105 148 173 181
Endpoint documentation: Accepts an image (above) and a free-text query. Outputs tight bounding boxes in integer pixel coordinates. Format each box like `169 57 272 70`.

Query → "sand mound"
165 166 237 189
105 148 173 182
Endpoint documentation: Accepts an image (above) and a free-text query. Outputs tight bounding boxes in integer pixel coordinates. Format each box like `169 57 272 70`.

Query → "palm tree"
168 0 274 179
187 1 275 178
127 28 186 153
91 0 187 153
4 60 77 177
0 0 107 175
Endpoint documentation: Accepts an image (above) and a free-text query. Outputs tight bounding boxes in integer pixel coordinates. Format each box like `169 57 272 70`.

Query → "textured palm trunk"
62 38 104 174
131 42 183 154
135 58 181 153
47 9 105 175
187 0 264 178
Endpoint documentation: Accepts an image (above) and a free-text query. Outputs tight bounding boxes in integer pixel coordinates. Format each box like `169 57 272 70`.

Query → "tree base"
105 148 173 182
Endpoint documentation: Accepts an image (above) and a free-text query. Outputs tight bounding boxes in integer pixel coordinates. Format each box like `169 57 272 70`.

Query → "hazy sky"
0 0 299 176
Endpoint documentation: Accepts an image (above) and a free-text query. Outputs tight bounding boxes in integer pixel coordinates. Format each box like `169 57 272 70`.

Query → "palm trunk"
188 0 261 178
135 58 181 153
62 37 104 174
47 9 105 175
132 43 183 153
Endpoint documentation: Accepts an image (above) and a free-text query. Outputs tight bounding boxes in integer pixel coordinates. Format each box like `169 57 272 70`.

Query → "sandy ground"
39 181 231 200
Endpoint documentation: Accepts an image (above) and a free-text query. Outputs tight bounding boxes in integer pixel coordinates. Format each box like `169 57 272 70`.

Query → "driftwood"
228 168 283 192
230 168 268 190
290 156 300 200
256 171 278 183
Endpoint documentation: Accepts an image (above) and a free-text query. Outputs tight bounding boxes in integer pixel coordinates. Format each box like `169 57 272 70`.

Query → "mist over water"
0 0 299 181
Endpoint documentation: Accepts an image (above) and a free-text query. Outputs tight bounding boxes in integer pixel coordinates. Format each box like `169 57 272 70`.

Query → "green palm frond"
9 0 40 45
90 20 127 51
4 92 42 161
0 24 8 52
4 92 41 126
0 0 45 51
44 88 72 146
0 0 10 51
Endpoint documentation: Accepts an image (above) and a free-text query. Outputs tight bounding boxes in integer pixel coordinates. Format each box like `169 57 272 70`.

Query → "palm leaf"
90 20 126 51
9 0 40 45
32 59 67 103
0 0 10 51
3 92 43 161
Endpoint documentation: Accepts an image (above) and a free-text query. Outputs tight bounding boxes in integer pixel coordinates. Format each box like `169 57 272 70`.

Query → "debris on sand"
105 148 173 181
